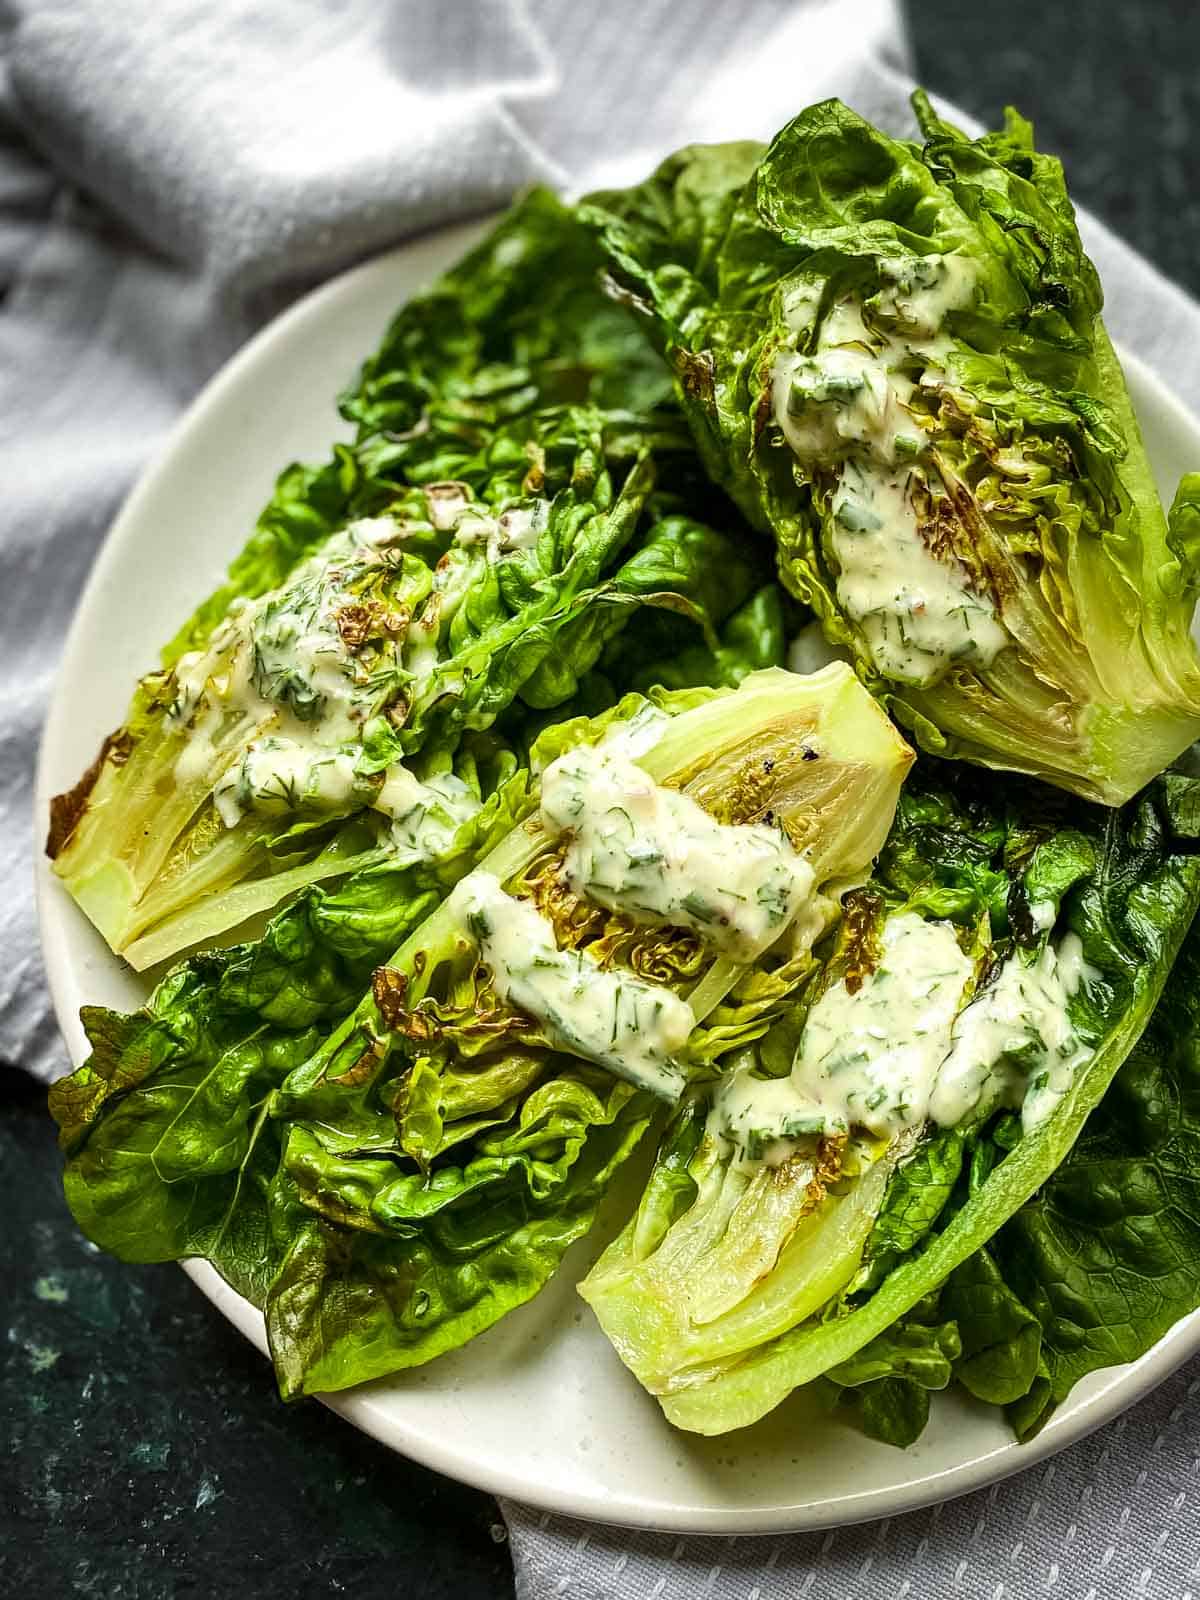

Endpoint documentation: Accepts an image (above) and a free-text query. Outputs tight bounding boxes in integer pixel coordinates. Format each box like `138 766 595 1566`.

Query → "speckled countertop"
4 4 1199 1595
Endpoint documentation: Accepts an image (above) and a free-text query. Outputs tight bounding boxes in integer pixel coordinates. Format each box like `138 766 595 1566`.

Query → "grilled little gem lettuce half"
46 184 768 971
579 763 1200 1438
51 667 913 1398
968 916 1200 1443
48 402 764 972
264 666 910 1393
582 94 1200 805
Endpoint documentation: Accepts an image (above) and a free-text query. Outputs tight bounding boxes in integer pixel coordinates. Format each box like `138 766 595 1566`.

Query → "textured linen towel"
4 2 1200 1595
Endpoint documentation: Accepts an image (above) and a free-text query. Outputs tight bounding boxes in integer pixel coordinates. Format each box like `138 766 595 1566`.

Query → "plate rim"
34 224 1200 1535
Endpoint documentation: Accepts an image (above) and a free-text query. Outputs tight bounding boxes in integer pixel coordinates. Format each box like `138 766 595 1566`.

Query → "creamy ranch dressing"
374 767 481 864
711 911 1095 1160
169 515 415 801
710 913 973 1151
930 934 1094 1132
538 744 815 961
772 255 1008 688
168 514 483 863
171 517 405 734
213 738 364 827
790 913 973 1137
453 499 548 563
449 870 694 1099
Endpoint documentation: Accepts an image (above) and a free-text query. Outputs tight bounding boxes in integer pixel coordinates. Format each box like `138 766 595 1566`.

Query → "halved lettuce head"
582 93 1200 804
52 666 913 1397
579 760 1200 1437
47 185 786 971
48 401 766 971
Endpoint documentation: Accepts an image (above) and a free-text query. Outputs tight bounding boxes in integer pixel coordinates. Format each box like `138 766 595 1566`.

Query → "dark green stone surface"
909 0 1200 298
6 6 1200 1595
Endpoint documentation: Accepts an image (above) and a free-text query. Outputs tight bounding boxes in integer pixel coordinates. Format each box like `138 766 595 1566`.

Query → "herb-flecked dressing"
168 514 484 859
930 934 1095 1132
448 869 695 1099
772 254 1008 688
710 915 1094 1158
539 743 815 961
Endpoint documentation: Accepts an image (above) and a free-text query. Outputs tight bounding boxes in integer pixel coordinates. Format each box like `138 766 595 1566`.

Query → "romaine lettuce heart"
53 666 913 1399
578 761 1200 1437
581 94 1200 805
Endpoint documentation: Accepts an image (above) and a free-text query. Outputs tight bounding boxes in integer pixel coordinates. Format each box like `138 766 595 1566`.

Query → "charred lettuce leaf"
579 761 1200 1437
52 667 912 1398
50 263 766 972
983 917 1200 1440
582 96 1200 804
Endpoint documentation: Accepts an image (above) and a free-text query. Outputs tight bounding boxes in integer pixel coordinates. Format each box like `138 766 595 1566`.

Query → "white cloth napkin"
5 2 1200 1594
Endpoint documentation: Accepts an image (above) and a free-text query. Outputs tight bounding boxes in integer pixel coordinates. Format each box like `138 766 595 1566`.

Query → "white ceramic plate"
35 219 1200 1535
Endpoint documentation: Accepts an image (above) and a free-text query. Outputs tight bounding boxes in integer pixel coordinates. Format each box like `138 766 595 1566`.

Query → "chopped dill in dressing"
930 934 1096 1133
165 514 483 859
709 910 1096 1163
374 766 481 864
453 498 548 562
772 254 1008 688
539 744 815 961
447 869 694 1099
170 517 414 739
213 738 367 826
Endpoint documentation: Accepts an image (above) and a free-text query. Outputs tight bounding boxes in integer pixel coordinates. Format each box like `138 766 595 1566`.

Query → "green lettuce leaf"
54 667 912 1398
825 1315 962 1448
582 95 1200 804
265 1067 650 1396
940 1245 1043 1407
984 920 1200 1438
579 761 1200 1436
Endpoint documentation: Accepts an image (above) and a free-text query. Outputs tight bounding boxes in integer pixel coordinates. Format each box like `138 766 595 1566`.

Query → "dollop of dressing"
453 499 548 563
375 767 481 865
171 517 408 740
539 744 815 961
167 515 484 862
710 914 972 1150
213 738 365 827
930 934 1095 1133
449 870 694 1099
710 912 1095 1161
772 255 1008 688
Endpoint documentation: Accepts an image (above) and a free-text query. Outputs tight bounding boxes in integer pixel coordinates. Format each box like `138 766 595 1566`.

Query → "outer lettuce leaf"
580 762 1200 1436
983 920 1200 1439
51 399 765 971
340 186 675 466
48 769 537 1294
265 1067 650 1396
824 1315 962 1448
50 994 315 1308
939 1245 1044 1407
582 97 1200 804
54 669 912 1399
